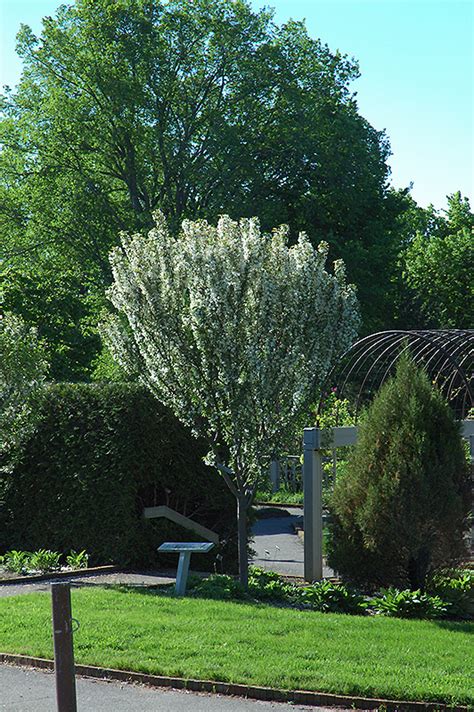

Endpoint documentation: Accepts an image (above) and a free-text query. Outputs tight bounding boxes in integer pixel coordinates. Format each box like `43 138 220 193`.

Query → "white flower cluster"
103 212 359 500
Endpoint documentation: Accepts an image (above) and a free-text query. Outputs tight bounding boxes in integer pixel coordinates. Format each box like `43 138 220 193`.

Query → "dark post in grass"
51 582 77 712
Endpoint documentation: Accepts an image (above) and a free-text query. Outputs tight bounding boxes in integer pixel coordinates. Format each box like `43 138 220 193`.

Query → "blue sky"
0 0 472 210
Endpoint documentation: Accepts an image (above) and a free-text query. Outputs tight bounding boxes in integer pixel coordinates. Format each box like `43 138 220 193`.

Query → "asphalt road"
0 665 345 712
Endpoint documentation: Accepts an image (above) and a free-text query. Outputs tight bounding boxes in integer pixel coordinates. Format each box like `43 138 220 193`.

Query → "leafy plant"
65 550 89 570
370 588 447 619
248 567 296 602
299 580 366 615
0 550 31 575
427 570 474 620
28 549 62 573
189 574 246 600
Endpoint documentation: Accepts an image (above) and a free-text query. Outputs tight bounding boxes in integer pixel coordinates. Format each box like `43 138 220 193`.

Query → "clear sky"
0 0 473 210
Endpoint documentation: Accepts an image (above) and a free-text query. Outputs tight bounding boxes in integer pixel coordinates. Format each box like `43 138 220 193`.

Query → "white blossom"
103 212 359 498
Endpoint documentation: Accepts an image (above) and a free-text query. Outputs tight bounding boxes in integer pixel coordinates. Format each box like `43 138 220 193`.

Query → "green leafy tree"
396 192 474 328
328 355 471 590
1 0 404 378
103 211 359 585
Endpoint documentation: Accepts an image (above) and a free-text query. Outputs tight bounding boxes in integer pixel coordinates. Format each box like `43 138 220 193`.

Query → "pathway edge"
0 653 468 712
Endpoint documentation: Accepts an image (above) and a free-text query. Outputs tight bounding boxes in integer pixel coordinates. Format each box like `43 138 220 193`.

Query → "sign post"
51 583 77 712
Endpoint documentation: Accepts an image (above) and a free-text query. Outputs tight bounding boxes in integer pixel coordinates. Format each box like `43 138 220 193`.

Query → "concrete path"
0 571 175 598
251 507 333 578
0 665 346 711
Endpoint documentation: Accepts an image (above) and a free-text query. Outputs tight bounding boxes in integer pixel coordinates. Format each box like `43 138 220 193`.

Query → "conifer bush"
327 355 471 590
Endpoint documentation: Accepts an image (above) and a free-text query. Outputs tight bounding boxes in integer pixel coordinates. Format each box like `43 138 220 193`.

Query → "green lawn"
0 588 472 704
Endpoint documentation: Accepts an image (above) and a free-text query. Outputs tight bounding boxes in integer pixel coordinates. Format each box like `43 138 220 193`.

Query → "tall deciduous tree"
103 212 359 585
1 0 401 379
398 192 474 328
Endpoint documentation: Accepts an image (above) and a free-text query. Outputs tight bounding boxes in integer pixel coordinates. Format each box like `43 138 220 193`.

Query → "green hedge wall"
0 383 238 571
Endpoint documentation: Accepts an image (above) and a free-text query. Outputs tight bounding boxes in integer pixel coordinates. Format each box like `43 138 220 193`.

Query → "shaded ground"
0 504 332 598
0 665 345 712
251 506 333 578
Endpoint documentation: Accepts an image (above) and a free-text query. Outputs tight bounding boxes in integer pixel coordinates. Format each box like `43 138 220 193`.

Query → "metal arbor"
318 329 474 422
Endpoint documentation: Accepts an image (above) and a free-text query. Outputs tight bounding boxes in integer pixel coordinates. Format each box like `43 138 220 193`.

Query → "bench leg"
175 552 192 596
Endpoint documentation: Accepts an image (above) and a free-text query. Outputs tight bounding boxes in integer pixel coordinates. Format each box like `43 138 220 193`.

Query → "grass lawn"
0 587 472 705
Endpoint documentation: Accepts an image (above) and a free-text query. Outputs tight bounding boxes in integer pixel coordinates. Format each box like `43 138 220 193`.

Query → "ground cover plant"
189 567 473 620
0 549 89 575
0 587 471 704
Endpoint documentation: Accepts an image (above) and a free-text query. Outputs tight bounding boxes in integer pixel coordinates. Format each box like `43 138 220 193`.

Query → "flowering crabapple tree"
102 212 359 585
0 312 48 454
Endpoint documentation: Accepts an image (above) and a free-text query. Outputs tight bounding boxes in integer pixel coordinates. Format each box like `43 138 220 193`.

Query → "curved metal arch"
318 330 474 423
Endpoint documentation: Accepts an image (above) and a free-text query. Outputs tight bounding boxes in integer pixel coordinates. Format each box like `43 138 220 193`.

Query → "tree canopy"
398 192 474 328
1 0 405 379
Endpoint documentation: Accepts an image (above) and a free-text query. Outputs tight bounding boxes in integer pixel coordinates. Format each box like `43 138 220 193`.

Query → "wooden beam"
143 505 219 545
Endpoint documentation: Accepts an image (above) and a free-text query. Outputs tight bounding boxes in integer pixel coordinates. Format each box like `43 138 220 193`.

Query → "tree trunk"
237 495 249 588
408 546 430 590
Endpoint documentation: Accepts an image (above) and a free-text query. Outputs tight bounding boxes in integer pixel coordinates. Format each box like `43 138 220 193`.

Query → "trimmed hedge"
0 383 238 571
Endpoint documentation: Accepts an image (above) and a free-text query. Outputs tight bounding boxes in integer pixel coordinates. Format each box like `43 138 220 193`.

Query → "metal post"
175 551 192 596
303 428 323 582
51 583 77 712
270 459 280 493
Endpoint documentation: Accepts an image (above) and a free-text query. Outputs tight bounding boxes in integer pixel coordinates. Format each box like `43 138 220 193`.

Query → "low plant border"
0 653 469 712
0 565 120 586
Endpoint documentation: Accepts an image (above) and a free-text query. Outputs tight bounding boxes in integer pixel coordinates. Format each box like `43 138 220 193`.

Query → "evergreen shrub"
327 355 471 590
0 383 238 570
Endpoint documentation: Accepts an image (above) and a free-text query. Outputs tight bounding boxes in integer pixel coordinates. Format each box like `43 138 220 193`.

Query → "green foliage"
0 0 407 378
255 488 304 505
0 312 48 453
427 570 474 620
398 192 474 328
0 549 62 574
0 383 238 570
248 566 296 602
370 588 447 619
0 550 31 575
65 550 89 570
328 355 471 590
28 549 62 574
300 581 366 615
189 574 246 600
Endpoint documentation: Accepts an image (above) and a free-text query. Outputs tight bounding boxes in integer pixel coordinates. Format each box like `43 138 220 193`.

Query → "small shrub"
189 574 246 600
427 570 474 620
370 588 447 619
29 549 61 573
299 580 366 614
248 567 295 602
65 550 89 570
328 355 471 590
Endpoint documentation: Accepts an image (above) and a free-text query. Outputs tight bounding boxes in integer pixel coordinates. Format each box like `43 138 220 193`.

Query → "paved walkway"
0 571 175 598
0 665 346 711
251 507 333 578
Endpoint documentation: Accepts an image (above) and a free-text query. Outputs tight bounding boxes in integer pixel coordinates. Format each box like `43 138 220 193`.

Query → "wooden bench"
158 542 215 596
